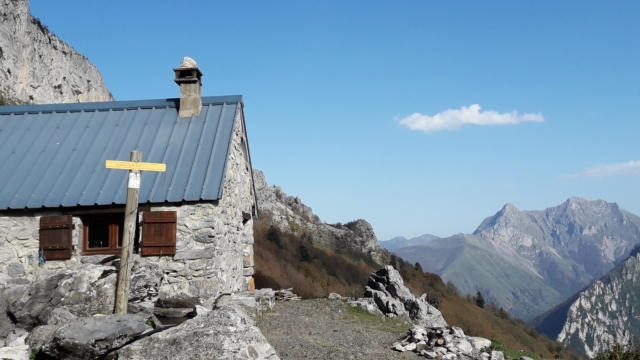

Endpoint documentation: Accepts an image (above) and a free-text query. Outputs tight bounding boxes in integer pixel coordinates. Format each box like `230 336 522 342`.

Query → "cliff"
253 169 385 264
0 0 113 104
553 249 640 357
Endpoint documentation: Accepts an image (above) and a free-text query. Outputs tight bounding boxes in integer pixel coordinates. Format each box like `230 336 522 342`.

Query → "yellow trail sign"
105 160 166 172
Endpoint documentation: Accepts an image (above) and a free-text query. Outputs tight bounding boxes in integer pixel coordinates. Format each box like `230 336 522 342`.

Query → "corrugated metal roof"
0 95 243 210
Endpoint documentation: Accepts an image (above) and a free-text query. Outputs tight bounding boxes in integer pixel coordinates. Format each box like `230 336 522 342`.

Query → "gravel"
255 298 421 360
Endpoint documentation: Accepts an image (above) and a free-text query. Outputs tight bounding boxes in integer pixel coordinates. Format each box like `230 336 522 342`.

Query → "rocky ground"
256 298 419 360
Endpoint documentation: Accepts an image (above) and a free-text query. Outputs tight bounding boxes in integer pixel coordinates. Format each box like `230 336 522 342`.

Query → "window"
82 213 126 255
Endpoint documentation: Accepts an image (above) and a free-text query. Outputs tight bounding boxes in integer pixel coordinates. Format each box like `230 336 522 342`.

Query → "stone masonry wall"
0 110 255 306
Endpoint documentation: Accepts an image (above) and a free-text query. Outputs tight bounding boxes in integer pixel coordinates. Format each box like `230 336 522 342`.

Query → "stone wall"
0 111 255 306
0 0 113 104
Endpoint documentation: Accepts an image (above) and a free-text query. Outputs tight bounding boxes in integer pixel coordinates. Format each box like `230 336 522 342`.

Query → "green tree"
414 262 423 272
475 291 485 308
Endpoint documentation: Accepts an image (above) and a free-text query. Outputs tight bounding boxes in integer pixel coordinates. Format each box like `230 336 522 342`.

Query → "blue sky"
30 1 640 240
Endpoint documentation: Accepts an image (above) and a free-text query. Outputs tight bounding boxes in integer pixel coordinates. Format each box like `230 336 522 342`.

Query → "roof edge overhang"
0 95 243 115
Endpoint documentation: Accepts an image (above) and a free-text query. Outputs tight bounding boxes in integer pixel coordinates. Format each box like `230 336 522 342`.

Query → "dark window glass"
87 221 110 248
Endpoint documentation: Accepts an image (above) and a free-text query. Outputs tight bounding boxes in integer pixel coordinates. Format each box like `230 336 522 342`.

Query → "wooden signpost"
106 151 166 314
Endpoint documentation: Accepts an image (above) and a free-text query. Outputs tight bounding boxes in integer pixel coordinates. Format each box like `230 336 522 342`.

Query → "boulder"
0 345 29 360
2 264 117 330
115 304 279 359
362 266 447 327
491 350 505 360
129 261 163 303
27 314 150 360
468 337 492 352
347 297 382 315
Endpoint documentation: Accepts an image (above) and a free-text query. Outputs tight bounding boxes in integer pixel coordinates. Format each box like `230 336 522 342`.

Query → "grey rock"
347 297 382 316
422 350 438 358
519 357 535 360
80 255 114 265
490 350 505 360
129 262 163 303
173 248 215 260
468 336 492 352
0 344 29 360
46 308 76 326
451 326 465 338
361 266 447 327
328 292 342 300
28 314 150 360
6 263 24 277
480 352 491 360
116 304 279 359
404 342 417 351
2 264 117 330
0 0 113 104
453 339 473 355
555 251 640 357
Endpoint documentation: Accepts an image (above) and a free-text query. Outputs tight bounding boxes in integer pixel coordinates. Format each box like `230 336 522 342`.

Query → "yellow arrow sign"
106 160 166 172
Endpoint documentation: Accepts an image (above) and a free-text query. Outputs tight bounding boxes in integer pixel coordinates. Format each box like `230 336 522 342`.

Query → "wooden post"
115 150 142 314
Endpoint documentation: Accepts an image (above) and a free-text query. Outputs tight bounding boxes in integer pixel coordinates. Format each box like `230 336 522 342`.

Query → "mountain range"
391 197 640 321
380 234 440 252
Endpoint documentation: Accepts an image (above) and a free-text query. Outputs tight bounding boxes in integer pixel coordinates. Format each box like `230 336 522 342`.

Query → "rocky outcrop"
347 266 495 359
27 314 151 360
1 264 117 332
115 304 279 360
254 169 385 264
361 266 447 328
552 250 640 358
0 0 113 104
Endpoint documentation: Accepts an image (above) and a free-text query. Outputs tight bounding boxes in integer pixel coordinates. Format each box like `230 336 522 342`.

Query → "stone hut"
0 58 257 305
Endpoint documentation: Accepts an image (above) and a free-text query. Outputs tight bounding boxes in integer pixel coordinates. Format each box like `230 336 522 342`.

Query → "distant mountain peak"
500 202 520 214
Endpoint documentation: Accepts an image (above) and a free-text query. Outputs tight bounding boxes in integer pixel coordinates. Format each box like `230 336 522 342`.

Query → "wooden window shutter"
39 215 74 260
141 211 177 256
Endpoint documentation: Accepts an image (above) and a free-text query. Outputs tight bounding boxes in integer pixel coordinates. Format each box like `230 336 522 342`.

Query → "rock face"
115 304 279 360
394 197 640 320
253 169 385 264
546 250 640 358
27 314 151 360
1 264 117 331
0 0 113 104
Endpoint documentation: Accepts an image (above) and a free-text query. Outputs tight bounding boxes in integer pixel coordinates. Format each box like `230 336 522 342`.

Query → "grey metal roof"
0 95 243 210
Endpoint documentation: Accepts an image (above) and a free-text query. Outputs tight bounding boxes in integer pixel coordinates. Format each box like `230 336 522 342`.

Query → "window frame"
81 213 125 255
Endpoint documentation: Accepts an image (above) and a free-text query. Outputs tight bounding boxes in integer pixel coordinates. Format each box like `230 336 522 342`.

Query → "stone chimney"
173 57 203 118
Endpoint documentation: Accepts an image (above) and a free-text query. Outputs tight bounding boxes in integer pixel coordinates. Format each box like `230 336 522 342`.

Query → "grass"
344 303 409 334
490 341 542 360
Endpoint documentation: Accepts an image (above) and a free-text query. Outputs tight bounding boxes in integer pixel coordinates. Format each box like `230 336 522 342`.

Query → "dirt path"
255 298 421 360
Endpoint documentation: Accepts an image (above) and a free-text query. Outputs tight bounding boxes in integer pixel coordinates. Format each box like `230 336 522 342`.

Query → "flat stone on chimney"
173 57 203 118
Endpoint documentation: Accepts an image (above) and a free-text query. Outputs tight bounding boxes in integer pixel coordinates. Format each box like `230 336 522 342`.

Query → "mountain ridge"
393 197 640 320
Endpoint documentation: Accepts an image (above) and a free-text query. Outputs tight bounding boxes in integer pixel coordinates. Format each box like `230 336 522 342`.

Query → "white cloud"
397 104 544 132
580 161 640 178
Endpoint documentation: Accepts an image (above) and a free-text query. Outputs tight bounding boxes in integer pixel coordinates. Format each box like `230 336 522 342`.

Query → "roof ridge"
0 95 243 115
